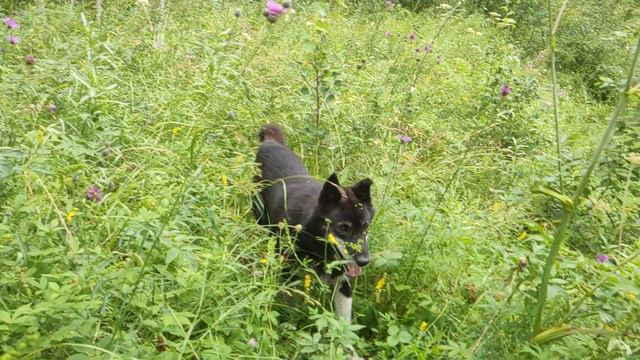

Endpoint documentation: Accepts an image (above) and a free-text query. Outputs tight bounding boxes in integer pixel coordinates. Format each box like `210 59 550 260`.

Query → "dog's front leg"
334 280 352 324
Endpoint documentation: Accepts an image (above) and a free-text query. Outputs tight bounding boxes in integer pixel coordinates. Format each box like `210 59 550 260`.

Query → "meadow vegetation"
0 0 639 358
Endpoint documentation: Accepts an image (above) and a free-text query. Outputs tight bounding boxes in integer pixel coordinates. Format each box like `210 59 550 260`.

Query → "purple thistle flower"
7 34 19 45
398 135 412 144
386 0 395 10
86 185 103 202
5 17 19 30
408 31 416 42
266 0 285 16
25 54 36 65
46 103 57 113
500 84 512 97
384 31 392 38
596 254 609 263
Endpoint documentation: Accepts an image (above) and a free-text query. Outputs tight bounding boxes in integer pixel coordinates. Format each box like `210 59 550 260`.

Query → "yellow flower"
491 202 502 213
36 129 45 144
419 321 428 332
629 292 636 301
375 273 388 295
259 258 268 265
221 175 229 188
517 231 528 240
327 232 339 246
304 274 312 292
65 208 78 224
171 127 181 135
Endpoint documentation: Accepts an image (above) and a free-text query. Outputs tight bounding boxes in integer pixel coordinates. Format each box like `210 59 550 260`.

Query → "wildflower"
221 175 229 188
384 31 392 38
247 337 258 348
327 232 339 246
596 254 609 263
156 335 167 352
518 256 527 271
629 292 636 301
259 257 268 265
171 127 180 135
36 129 45 143
375 273 387 295
465 283 478 303
398 135 412 144
408 31 416 42
25 55 36 65
385 0 394 10
86 185 103 202
294 224 303 232
517 231 528 240
5 17 19 30
46 103 57 113
266 1 285 16
7 34 19 45
304 273 312 292
101 147 112 158
65 208 78 224
423 44 432 53
500 84 512 97
419 321 428 332
234 9 242 18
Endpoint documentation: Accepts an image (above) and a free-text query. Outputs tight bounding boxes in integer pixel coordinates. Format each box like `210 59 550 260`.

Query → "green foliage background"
0 0 638 358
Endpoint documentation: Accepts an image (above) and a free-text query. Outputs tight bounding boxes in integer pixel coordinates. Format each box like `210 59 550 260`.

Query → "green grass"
1 1 639 359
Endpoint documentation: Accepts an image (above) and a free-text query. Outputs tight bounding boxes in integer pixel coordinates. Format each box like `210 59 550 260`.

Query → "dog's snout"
354 253 369 267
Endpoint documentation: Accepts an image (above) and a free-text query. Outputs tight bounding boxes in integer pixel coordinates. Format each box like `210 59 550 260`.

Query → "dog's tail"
259 124 286 146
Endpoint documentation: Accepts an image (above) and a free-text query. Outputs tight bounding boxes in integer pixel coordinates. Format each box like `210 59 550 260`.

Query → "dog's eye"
336 222 352 235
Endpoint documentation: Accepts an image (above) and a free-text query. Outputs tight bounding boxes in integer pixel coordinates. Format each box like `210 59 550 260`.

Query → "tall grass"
533 36 640 336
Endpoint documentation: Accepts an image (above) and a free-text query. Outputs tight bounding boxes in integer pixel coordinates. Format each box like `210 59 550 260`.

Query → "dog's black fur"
253 124 374 323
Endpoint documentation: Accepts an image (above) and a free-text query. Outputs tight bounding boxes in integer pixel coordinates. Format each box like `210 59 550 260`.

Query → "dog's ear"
319 173 342 205
352 178 373 204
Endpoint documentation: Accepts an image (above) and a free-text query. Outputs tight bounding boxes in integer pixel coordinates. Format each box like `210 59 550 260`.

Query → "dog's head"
317 173 374 278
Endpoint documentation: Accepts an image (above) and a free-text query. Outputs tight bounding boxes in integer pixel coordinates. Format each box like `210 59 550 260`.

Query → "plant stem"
548 0 569 193
617 161 636 250
532 37 640 336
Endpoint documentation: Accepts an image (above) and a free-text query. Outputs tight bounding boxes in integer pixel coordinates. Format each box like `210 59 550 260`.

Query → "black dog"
253 124 374 323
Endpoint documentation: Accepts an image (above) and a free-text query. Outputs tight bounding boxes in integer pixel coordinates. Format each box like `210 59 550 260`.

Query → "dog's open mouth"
345 263 362 278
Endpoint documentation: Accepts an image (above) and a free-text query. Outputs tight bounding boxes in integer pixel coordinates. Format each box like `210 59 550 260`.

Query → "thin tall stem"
532 37 640 336
548 0 569 193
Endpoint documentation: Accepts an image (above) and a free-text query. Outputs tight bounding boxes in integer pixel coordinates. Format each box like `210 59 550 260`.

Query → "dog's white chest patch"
334 287 352 324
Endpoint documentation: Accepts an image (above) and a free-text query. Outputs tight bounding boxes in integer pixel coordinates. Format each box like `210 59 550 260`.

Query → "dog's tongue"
346 263 362 278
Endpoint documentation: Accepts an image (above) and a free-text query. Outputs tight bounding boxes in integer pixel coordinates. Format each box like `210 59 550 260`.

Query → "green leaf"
166 248 179 265
0 311 10 323
533 185 574 210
